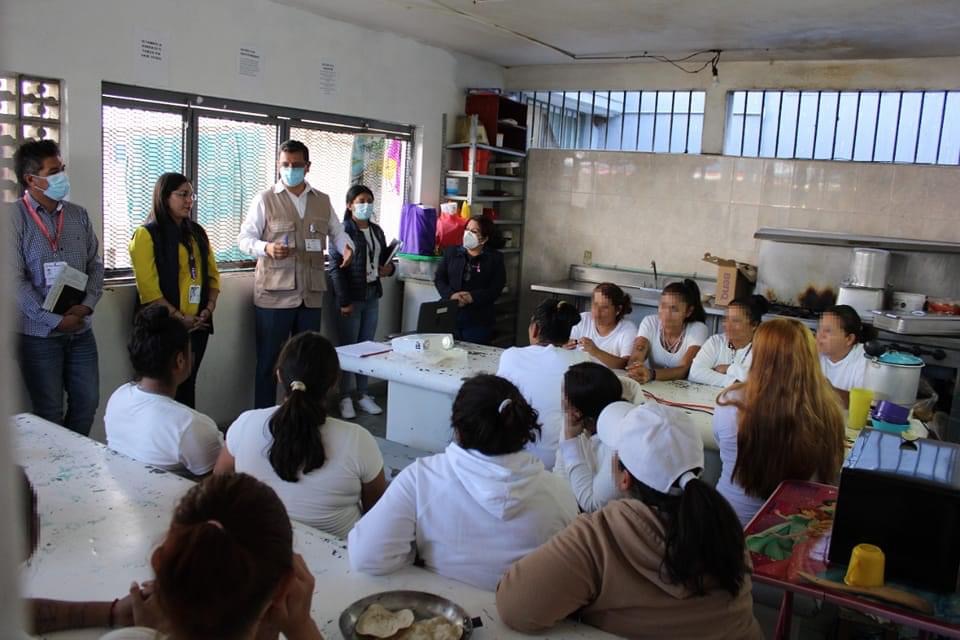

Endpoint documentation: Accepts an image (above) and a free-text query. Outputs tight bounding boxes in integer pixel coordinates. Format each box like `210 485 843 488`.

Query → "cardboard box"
703 253 757 306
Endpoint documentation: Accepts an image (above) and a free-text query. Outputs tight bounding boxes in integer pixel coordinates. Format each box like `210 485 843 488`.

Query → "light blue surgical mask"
353 202 374 221
280 166 305 187
32 172 70 201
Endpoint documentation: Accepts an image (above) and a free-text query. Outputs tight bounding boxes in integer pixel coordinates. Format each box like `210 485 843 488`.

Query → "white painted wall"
0 0 503 435
506 57 960 153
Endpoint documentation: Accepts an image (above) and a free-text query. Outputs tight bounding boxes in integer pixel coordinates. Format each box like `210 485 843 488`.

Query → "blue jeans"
18 330 100 436
336 286 380 398
254 304 322 408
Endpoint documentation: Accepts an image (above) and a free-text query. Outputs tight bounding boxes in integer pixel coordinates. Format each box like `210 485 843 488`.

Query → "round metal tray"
339 590 473 639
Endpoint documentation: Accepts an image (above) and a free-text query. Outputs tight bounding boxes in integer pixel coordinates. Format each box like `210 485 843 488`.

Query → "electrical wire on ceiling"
430 0 722 74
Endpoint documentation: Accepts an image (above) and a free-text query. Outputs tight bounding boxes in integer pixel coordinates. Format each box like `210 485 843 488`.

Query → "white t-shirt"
105 383 223 476
689 333 754 387
636 316 710 369
360 225 380 283
713 400 766 526
226 408 384 538
554 433 622 512
820 343 866 390
496 344 592 469
569 312 638 362
348 442 578 591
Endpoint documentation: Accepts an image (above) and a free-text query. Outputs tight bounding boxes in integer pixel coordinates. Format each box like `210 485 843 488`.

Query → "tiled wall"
519 150 960 335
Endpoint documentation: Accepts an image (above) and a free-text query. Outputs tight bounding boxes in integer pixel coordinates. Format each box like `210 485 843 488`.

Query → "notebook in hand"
42 265 88 315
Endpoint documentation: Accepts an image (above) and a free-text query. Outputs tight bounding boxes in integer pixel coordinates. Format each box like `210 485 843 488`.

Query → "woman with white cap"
497 401 762 639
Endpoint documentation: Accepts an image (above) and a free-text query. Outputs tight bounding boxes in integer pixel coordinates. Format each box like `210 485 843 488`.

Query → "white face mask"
463 230 481 250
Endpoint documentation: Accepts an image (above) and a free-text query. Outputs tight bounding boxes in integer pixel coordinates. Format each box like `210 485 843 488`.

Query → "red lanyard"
22 195 64 253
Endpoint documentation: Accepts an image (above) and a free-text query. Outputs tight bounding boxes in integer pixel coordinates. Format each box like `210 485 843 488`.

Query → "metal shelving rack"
443 113 527 347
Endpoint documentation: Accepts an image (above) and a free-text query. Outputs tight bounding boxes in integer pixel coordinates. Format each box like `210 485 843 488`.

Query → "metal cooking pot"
847 248 890 289
862 350 924 407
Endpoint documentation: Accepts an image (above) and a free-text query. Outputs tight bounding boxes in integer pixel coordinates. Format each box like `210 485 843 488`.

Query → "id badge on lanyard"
23 195 64 253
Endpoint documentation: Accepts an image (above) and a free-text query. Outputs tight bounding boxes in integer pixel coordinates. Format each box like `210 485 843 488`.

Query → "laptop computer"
417 299 459 334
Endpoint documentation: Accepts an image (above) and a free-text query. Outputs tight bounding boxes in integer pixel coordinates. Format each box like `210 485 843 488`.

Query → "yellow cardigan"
129 226 221 316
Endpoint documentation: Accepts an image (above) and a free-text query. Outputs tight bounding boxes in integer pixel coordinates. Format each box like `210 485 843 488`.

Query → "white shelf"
446 142 526 158
446 170 524 183
446 194 523 203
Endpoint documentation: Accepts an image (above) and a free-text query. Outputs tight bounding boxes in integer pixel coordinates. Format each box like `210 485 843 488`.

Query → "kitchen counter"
530 279 727 316
15 413 613 640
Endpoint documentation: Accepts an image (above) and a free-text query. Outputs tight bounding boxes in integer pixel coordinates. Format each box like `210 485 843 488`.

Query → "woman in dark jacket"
129 172 220 409
434 215 506 345
328 185 395 419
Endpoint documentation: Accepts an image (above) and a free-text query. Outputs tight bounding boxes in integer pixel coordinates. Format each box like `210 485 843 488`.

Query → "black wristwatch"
650 368 658 381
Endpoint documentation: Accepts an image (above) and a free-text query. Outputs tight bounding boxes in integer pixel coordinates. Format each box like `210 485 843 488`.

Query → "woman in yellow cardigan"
129 172 220 409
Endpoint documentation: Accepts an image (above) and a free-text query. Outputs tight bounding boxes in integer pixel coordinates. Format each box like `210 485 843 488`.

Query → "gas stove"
762 304 821 330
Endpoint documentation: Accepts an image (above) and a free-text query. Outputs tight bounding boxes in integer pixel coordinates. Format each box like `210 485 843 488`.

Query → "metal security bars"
101 82 414 272
724 89 960 165
1 73 62 203
515 90 705 153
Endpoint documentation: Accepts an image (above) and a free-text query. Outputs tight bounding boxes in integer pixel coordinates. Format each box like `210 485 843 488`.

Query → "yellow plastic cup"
848 387 874 430
844 543 885 587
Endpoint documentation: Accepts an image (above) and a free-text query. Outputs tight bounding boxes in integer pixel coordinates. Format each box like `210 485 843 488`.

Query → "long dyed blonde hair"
718 318 845 498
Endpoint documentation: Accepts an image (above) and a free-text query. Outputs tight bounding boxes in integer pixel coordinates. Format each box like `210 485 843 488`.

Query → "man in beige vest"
238 139 354 408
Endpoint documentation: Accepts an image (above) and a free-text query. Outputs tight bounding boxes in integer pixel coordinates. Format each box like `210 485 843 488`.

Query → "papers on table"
336 340 393 358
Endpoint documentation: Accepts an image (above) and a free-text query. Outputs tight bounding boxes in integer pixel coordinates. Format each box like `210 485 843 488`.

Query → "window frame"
514 89 705 154
723 88 960 165
100 82 414 277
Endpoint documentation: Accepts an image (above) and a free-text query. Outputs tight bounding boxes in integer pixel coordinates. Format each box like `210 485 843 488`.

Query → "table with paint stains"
337 341 504 453
15 413 613 639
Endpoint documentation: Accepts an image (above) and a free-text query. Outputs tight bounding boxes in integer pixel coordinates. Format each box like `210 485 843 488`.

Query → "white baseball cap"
597 401 704 495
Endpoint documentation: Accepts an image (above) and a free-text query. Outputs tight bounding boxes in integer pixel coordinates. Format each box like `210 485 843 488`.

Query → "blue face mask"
280 166 305 187
33 172 70 201
353 202 374 221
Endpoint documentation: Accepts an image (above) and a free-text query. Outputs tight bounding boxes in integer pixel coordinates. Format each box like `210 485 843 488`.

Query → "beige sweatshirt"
496 499 763 640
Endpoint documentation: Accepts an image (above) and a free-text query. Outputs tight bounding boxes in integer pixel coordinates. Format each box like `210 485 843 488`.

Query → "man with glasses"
238 139 354 408
12 139 104 436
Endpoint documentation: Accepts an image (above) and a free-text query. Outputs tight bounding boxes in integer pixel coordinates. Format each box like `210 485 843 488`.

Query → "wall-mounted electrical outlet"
583 250 592 265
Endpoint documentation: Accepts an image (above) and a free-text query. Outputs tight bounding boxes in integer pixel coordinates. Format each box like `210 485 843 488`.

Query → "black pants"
176 329 209 409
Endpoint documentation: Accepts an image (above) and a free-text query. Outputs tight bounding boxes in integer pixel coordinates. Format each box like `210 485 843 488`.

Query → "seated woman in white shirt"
497 299 592 469
690 295 768 387
817 304 876 407
348 374 578 591
627 279 710 384
214 331 386 538
714 318 845 525
105 305 223 477
566 282 638 369
554 362 629 511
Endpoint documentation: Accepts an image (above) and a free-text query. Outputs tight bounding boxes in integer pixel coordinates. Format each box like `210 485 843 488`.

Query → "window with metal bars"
1 73 62 203
514 90 704 153
101 82 413 273
724 89 960 165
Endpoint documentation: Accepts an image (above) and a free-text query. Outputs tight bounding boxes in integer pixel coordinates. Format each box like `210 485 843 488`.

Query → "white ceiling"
274 0 960 67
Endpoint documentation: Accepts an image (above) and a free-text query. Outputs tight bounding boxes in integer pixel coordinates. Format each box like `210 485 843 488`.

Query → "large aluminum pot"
862 351 924 407
848 248 890 289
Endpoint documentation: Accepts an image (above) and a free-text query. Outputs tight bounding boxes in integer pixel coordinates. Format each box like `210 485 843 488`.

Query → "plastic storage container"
397 253 443 282
460 148 491 174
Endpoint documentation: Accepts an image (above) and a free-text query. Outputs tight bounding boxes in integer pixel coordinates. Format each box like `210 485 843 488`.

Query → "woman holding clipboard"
328 185 398 419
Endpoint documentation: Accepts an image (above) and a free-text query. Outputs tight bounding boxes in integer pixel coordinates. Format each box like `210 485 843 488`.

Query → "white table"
15 414 612 639
337 342 502 452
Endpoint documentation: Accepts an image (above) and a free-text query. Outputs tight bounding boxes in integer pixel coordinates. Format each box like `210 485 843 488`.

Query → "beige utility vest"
253 187 331 308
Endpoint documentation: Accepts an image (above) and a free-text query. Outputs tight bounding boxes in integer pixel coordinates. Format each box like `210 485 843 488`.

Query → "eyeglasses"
173 190 197 202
